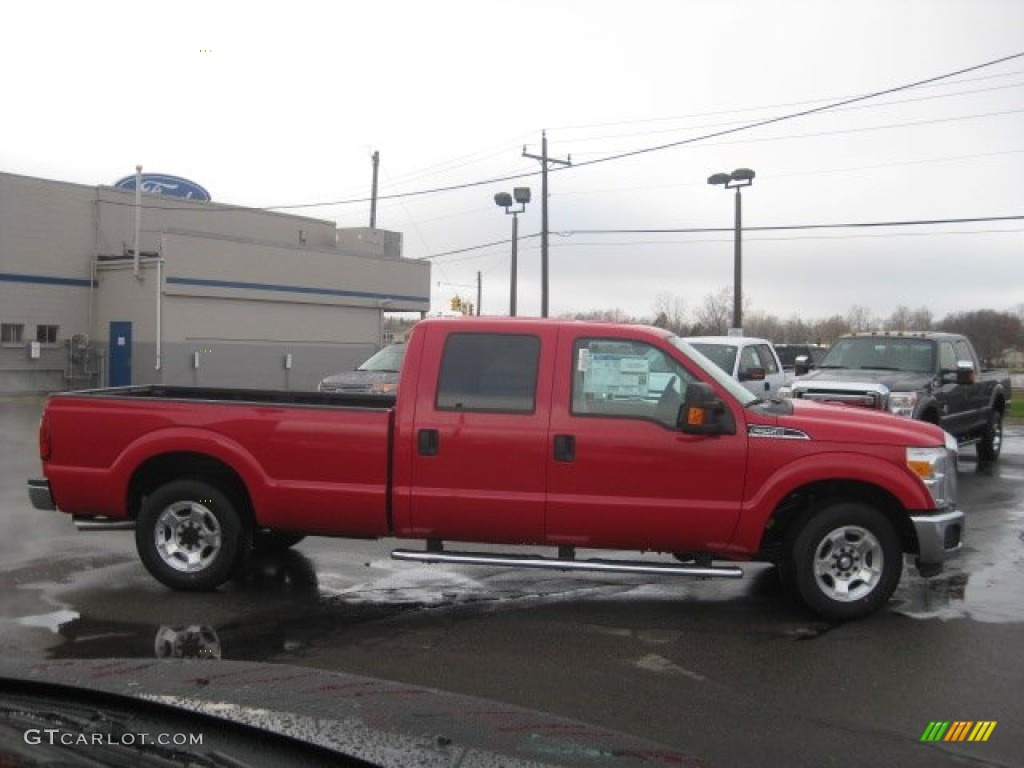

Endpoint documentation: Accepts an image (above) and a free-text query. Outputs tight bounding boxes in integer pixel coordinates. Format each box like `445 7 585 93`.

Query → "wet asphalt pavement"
1 396 1022 768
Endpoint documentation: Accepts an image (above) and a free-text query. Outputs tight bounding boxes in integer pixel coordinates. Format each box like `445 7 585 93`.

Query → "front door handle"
553 434 576 462
418 429 439 456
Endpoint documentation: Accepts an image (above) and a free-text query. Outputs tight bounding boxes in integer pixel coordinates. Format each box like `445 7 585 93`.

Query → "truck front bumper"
27 478 56 511
910 507 964 568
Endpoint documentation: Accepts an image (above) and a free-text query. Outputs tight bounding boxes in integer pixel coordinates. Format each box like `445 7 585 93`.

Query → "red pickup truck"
29 317 964 621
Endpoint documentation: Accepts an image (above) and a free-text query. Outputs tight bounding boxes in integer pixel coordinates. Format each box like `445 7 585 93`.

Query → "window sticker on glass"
585 354 651 398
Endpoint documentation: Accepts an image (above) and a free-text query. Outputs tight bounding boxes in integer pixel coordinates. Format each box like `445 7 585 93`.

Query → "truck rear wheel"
136 479 251 591
789 501 902 621
977 408 1003 461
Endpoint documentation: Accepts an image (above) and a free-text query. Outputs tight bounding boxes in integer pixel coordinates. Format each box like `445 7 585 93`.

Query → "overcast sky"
3 0 1023 326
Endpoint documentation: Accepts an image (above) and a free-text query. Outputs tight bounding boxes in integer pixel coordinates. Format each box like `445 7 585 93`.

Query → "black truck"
781 331 1011 461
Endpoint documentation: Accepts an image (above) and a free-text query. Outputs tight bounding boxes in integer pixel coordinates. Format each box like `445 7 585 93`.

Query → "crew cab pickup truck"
780 331 1011 461
29 318 964 621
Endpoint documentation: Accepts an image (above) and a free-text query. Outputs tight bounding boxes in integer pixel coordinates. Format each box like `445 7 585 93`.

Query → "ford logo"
114 173 211 201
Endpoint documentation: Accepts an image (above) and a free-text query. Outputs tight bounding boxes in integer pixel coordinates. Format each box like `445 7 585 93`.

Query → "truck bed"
42 386 396 536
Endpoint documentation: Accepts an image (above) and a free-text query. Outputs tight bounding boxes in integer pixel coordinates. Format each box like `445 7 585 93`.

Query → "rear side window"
436 333 540 413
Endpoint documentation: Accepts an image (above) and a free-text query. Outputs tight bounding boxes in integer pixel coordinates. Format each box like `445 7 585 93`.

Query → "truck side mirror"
739 366 766 382
793 355 810 377
678 382 736 435
955 360 975 385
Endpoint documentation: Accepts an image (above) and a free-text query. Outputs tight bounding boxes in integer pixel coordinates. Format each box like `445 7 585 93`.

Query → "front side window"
572 338 696 427
436 333 540 413
938 341 957 371
755 345 780 374
953 339 975 366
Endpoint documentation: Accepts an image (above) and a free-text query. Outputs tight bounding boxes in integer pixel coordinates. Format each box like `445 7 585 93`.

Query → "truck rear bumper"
910 507 964 566
28 478 56 511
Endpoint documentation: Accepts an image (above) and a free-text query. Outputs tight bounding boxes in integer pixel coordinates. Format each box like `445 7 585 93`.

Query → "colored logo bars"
921 721 997 742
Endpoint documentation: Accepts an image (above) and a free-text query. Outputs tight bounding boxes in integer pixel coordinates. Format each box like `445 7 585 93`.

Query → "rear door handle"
418 429 439 456
553 434 576 462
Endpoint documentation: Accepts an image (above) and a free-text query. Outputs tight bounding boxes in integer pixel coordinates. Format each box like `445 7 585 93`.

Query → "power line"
568 52 1024 170
560 214 1024 235
421 214 1024 261
93 51 1024 214
546 68 1024 133
555 80 1024 149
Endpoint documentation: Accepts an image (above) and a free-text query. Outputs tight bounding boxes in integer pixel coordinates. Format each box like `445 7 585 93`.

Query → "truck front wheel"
136 479 251 591
789 501 902 621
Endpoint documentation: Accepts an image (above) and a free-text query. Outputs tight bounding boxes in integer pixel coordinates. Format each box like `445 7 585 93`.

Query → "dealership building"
0 171 430 394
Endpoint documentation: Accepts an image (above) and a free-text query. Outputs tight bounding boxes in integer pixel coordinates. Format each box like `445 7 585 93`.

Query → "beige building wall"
0 171 429 393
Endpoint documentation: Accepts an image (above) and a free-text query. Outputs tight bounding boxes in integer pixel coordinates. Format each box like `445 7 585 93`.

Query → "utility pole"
476 271 482 316
523 130 570 317
369 150 380 228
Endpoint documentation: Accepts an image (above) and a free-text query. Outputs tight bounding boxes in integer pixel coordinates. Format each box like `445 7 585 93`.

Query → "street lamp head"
707 172 731 186
730 168 756 182
494 192 513 208
513 187 531 204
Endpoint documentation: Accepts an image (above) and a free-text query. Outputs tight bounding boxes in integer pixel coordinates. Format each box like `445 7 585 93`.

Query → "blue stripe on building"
0 272 95 288
166 276 428 304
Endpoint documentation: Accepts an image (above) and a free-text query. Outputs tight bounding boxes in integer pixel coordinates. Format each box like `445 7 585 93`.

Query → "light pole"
494 187 531 316
707 168 755 333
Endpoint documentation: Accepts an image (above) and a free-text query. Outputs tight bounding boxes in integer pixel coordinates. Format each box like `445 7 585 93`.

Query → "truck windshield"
820 337 935 373
668 337 759 406
357 343 406 372
688 343 738 375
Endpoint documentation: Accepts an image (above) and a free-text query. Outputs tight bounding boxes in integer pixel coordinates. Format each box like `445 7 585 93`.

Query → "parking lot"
1 395 1022 767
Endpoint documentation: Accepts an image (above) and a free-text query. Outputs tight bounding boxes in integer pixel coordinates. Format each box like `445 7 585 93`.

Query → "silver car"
318 342 406 394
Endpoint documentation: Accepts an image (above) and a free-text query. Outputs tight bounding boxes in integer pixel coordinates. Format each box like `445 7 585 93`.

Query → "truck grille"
790 382 889 410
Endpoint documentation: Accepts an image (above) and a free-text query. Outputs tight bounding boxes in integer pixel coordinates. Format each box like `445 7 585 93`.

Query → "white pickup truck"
686 336 787 397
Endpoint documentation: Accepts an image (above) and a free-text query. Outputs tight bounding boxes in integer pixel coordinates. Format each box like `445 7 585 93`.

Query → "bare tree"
691 287 732 335
811 315 849 345
908 306 933 330
651 292 688 334
743 311 785 341
884 305 914 331
561 308 642 324
939 310 1024 365
846 305 874 332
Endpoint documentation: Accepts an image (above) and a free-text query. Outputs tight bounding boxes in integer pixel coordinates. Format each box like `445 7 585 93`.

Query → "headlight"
778 386 793 399
906 446 957 509
889 391 918 418
369 381 397 394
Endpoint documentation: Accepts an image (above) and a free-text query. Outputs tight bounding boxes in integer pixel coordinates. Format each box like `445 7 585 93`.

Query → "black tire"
977 408 1003 462
253 530 306 553
136 479 251 591
788 501 902 621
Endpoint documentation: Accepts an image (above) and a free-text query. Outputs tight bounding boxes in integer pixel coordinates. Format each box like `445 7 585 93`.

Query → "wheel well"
128 452 253 524
760 479 917 561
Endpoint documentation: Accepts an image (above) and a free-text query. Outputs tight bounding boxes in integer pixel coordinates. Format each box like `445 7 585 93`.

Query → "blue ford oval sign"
114 173 211 201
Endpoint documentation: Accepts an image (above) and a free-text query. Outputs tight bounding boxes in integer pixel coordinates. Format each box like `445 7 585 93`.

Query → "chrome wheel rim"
154 501 222 573
812 525 883 602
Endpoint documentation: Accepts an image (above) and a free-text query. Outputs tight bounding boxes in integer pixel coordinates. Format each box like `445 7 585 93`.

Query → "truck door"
404 327 554 544
546 331 746 553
